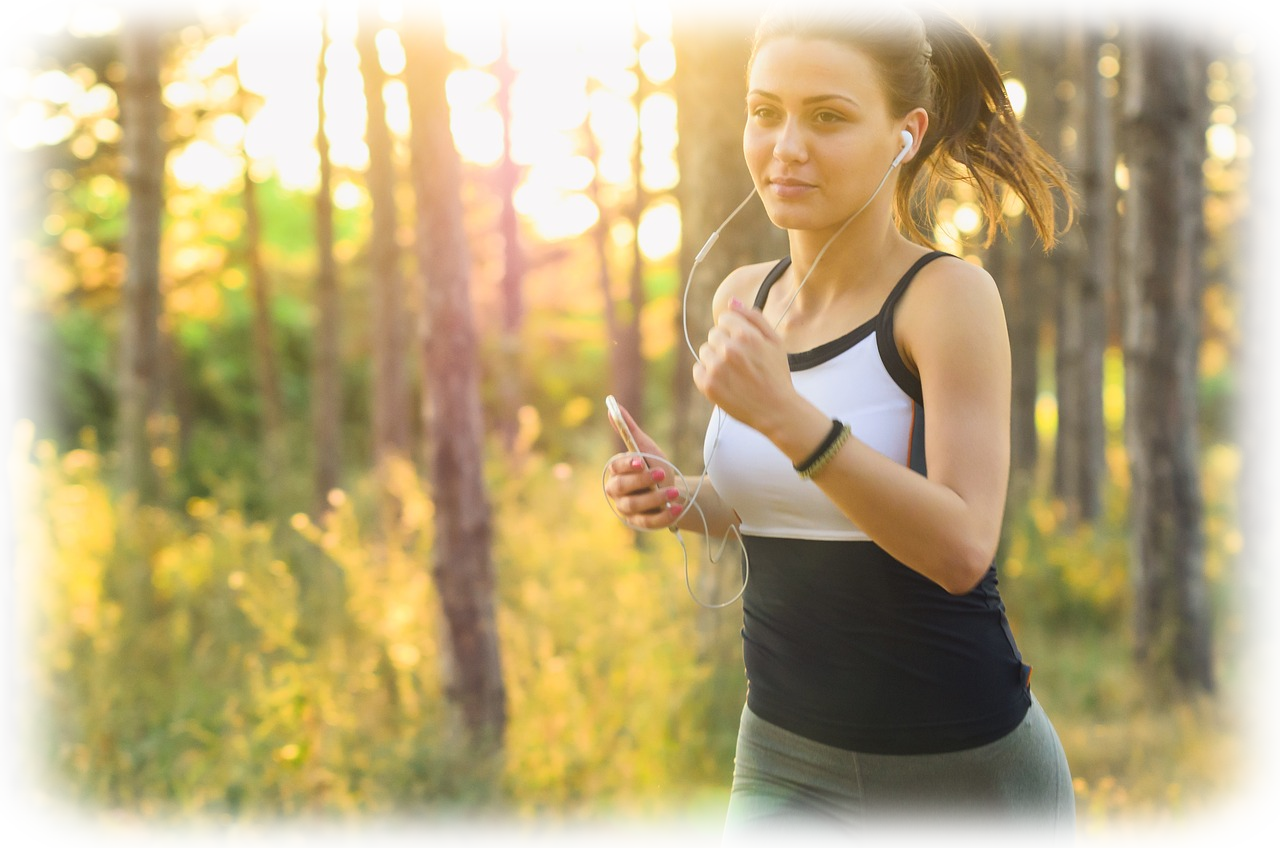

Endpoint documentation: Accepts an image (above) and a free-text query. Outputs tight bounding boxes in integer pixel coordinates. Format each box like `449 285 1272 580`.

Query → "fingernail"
730 297 744 310
665 487 680 500
631 458 644 469
669 503 684 516
651 468 666 482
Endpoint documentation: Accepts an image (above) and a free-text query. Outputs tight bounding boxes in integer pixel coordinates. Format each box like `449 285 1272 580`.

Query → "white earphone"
892 129 914 168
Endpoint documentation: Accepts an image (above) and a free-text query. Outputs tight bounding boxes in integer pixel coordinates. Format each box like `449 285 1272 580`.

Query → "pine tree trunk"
1239 13 1280 612
241 136 286 493
357 5 410 480
584 96 621 408
615 20 649 422
312 17 342 517
1119 31 1214 694
1054 27 1109 525
991 30 1041 498
403 6 506 748
494 21 525 452
118 16 166 502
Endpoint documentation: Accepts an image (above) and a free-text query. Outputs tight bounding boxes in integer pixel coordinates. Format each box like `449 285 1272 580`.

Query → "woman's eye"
814 110 845 124
749 105 780 122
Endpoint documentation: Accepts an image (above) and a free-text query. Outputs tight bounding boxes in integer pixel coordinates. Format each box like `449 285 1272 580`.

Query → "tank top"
704 251 1032 755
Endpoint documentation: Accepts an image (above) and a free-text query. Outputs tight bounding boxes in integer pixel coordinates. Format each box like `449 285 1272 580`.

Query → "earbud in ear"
892 129 914 168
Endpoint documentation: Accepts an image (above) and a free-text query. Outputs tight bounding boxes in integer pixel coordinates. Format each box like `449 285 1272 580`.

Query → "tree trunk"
240 117 286 495
995 29 1048 495
1054 27 1108 525
402 6 506 749
494 20 525 452
357 4 410 484
118 16 166 502
1119 31 1214 694
583 94 621 408
312 16 342 518
1239 11 1280 612
615 20 649 422
1013 0 1064 491
0 69 20 824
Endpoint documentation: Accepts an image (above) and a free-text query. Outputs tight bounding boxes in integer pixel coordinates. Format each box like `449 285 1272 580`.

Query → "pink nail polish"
669 503 684 516
666 487 680 500
651 468 666 482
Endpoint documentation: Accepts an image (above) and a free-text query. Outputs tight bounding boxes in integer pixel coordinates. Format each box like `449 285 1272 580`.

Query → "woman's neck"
784 215 910 311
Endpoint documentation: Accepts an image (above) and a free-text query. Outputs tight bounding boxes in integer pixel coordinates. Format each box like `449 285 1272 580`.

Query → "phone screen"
605 395 641 454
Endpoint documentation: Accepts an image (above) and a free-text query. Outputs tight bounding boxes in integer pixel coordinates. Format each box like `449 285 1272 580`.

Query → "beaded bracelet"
794 419 852 479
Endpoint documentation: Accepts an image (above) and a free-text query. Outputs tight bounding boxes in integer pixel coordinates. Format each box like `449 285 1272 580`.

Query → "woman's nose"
773 119 808 164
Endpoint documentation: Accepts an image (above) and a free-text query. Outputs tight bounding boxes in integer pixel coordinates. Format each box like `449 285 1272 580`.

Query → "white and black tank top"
704 251 1032 755
704 252 932 538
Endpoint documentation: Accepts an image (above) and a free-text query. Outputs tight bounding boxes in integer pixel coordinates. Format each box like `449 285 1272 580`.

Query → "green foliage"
17 422 731 821
12 307 116 450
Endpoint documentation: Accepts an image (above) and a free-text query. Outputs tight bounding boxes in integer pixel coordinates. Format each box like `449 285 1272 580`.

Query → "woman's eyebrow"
747 89 861 109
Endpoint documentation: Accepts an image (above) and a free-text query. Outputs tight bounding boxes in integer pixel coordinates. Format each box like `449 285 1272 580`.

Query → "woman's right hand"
602 403 685 531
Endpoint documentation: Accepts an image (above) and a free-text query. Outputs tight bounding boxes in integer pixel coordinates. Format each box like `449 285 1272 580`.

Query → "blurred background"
2 0 1259 839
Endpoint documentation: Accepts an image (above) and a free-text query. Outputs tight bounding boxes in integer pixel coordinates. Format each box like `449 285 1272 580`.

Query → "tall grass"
11 405 1243 828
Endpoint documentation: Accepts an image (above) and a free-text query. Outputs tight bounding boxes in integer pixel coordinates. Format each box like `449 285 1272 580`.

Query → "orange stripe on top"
905 401 917 470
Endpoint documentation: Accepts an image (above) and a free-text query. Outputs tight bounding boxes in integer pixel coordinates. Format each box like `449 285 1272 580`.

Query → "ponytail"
899 12 1075 249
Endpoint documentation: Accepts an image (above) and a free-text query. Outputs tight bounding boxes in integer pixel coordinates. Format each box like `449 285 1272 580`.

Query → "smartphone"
606 394 666 513
605 394 643 456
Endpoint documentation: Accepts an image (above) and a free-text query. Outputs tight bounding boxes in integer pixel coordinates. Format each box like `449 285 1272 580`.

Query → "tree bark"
494 20 525 452
1239 13 1280 612
994 29 1048 496
118 16 166 502
0 63 19 824
312 16 342 518
1119 30 1214 694
240 109 286 495
1054 26 1108 525
402 6 506 748
357 4 410 480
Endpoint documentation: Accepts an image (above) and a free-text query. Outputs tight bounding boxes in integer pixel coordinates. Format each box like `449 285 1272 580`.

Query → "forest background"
2 0 1278 844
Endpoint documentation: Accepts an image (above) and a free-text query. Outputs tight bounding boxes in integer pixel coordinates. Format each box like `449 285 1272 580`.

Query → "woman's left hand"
692 298 796 432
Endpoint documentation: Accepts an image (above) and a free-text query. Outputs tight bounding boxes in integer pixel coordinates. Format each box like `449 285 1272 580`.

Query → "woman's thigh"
727 799 855 848
722 696 1074 839
722 704 863 837
856 695 1075 827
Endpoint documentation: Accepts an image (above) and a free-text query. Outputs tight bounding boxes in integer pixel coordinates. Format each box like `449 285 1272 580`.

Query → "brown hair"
750 5 1075 249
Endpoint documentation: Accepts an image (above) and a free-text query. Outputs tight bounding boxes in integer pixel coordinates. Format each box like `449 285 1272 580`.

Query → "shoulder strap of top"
875 250 953 406
878 250 952 318
752 257 792 310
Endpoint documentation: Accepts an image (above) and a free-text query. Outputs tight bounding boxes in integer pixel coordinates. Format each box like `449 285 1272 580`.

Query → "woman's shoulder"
902 252 1003 322
711 259 786 320
895 253 1008 371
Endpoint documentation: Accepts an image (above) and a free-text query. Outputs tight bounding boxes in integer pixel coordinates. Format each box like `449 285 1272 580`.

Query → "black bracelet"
794 418 846 477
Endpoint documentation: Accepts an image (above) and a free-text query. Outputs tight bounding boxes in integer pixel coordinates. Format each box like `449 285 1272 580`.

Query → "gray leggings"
723 694 1075 841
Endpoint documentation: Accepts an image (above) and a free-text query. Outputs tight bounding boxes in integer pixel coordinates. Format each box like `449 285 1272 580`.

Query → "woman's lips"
768 178 816 199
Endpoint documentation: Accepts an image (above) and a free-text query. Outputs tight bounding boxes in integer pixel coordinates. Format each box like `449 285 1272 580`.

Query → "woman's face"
744 36 904 233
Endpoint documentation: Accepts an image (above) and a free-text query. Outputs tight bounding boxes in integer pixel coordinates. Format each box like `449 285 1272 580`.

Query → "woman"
603 4 1076 837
